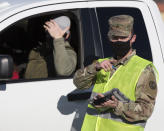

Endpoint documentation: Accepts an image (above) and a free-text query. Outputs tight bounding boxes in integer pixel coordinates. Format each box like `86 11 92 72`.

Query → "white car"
0 0 164 131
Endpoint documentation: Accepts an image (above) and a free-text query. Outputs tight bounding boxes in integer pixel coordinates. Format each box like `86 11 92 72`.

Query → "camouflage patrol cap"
108 15 134 40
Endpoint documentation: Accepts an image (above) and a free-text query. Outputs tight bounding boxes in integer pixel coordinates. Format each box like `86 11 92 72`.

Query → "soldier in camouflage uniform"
73 15 158 130
25 16 77 79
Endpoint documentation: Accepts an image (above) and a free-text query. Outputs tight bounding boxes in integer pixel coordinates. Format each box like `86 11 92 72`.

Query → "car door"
0 1 98 131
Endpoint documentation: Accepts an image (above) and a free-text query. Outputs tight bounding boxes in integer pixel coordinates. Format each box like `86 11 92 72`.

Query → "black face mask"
110 36 133 60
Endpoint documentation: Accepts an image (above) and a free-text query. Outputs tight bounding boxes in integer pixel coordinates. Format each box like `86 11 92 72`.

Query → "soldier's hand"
94 95 118 109
95 60 113 72
102 95 118 108
94 93 104 100
44 20 69 39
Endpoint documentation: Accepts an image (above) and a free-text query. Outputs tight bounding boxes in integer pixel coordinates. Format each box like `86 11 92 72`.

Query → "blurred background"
155 0 164 20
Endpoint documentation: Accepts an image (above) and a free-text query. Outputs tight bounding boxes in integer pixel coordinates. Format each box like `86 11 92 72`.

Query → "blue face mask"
110 35 133 59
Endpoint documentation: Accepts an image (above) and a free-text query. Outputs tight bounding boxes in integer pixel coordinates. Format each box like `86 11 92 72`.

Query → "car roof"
0 0 87 10
0 0 87 12
0 0 153 23
0 0 152 10
0 0 88 22
0 0 86 7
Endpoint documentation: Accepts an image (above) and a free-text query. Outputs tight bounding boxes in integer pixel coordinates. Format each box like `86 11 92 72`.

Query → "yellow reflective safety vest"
81 55 158 131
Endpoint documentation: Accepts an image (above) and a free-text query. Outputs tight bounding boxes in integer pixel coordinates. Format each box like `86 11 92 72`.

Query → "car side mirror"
0 55 13 79
67 86 94 101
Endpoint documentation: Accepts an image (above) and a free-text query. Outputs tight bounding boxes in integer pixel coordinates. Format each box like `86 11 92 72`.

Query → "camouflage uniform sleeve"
114 65 157 122
53 37 77 76
73 62 98 89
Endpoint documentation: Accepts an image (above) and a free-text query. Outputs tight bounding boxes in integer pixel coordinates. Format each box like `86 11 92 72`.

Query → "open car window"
0 10 81 81
96 7 153 62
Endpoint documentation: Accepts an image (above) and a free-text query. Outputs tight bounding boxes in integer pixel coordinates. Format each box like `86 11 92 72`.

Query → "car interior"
0 10 80 80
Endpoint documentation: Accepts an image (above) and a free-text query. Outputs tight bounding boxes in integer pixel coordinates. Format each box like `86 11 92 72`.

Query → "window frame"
0 2 89 83
95 7 153 61
87 0 163 67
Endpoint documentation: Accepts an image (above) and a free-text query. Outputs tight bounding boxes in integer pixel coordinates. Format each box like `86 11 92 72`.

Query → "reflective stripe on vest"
81 55 157 131
86 107 146 128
